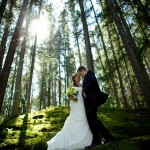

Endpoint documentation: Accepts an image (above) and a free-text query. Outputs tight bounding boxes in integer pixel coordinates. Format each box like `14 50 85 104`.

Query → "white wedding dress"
47 87 93 150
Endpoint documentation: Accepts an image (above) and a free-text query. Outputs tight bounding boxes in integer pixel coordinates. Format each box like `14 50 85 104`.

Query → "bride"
47 73 93 150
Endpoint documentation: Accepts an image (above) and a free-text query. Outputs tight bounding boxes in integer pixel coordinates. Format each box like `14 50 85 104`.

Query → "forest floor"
0 106 150 150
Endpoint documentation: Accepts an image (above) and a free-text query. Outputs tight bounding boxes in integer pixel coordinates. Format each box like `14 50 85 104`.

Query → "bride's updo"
72 73 78 87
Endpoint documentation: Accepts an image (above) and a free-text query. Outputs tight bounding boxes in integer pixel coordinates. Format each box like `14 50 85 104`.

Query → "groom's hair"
77 66 87 72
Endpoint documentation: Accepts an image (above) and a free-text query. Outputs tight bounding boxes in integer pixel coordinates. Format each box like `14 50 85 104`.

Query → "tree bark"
100 0 121 108
91 0 120 108
0 0 29 114
107 25 129 109
78 0 94 71
7 53 18 116
76 34 82 66
0 0 8 24
11 0 33 117
107 0 150 109
26 34 37 113
0 0 14 73
48 66 51 107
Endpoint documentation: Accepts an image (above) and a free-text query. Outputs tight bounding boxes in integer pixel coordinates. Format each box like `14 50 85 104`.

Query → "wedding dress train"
47 87 93 150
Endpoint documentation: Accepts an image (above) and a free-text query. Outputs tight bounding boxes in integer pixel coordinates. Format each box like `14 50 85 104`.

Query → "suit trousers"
84 99 113 143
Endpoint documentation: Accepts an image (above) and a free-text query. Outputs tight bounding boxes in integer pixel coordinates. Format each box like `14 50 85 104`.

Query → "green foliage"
0 106 150 150
0 106 70 149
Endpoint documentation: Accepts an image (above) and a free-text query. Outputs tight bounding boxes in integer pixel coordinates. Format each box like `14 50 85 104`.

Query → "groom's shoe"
103 136 116 144
84 143 96 149
84 142 101 149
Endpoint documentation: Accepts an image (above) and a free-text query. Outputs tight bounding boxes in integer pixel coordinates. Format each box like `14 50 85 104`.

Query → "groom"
77 66 114 148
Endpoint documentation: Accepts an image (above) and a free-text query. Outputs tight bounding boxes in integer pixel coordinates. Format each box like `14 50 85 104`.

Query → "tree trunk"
0 0 29 114
7 53 18 116
43 63 46 109
24 80 28 113
92 36 116 102
54 77 57 106
129 1 149 42
39 79 42 110
0 0 8 24
26 2 42 112
51 72 54 105
107 0 150 110
47 68 51 107
26 34 37 113
91 0 120 108
100 0 128 108
107 25 129 109
11 0 33 117
100 1 121 108
69 1 82 66
58 79 61 105
114 24 137 109
58 65 61 105
0 0 14 73
145 57 150 73
114 0 146 59
76 34 82 66
64 71 67 106
78 0 94 71
52 74 57 106
135 0 150 26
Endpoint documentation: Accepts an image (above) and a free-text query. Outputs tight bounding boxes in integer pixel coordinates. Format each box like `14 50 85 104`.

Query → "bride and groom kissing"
47 66 115 150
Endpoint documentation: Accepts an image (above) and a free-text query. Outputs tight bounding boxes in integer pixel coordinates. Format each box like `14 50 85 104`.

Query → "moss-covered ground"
0 106 150 150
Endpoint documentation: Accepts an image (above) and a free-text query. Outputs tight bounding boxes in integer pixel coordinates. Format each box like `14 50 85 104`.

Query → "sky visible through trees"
29 0 97 99
0 0 149 116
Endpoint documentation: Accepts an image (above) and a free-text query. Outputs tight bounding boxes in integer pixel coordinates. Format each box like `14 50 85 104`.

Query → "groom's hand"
83 92 86 98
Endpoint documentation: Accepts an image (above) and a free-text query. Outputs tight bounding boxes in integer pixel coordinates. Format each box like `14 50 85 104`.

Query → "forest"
0 0 150 149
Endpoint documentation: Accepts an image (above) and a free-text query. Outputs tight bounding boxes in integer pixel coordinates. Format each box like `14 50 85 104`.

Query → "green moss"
0 106 150 150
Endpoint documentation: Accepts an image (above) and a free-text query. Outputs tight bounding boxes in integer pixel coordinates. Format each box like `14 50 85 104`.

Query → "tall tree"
0 0 29 114
89 0 121 108
127 0 150 26
26 0 43 112
99 0 129 109
59 9 76 105
67 1 82 66
0 0 14 73
78 0 94 71
0 0 8 24
107 0 150 109
26 34 37 113
11 0 34 117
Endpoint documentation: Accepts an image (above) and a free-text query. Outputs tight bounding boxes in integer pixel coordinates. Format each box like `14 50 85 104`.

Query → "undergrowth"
0 106 150 150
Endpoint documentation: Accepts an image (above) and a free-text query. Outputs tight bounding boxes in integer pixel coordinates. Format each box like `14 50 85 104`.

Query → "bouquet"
66 87 78 102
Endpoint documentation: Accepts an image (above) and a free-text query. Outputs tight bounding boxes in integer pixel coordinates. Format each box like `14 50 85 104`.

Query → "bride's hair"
72 73 78 87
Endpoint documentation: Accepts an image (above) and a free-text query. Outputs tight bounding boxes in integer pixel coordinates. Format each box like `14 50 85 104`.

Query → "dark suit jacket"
83 70 108 107
83 70 100 104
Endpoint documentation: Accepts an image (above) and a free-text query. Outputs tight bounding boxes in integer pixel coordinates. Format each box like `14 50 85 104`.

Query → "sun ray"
29 15 49 42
